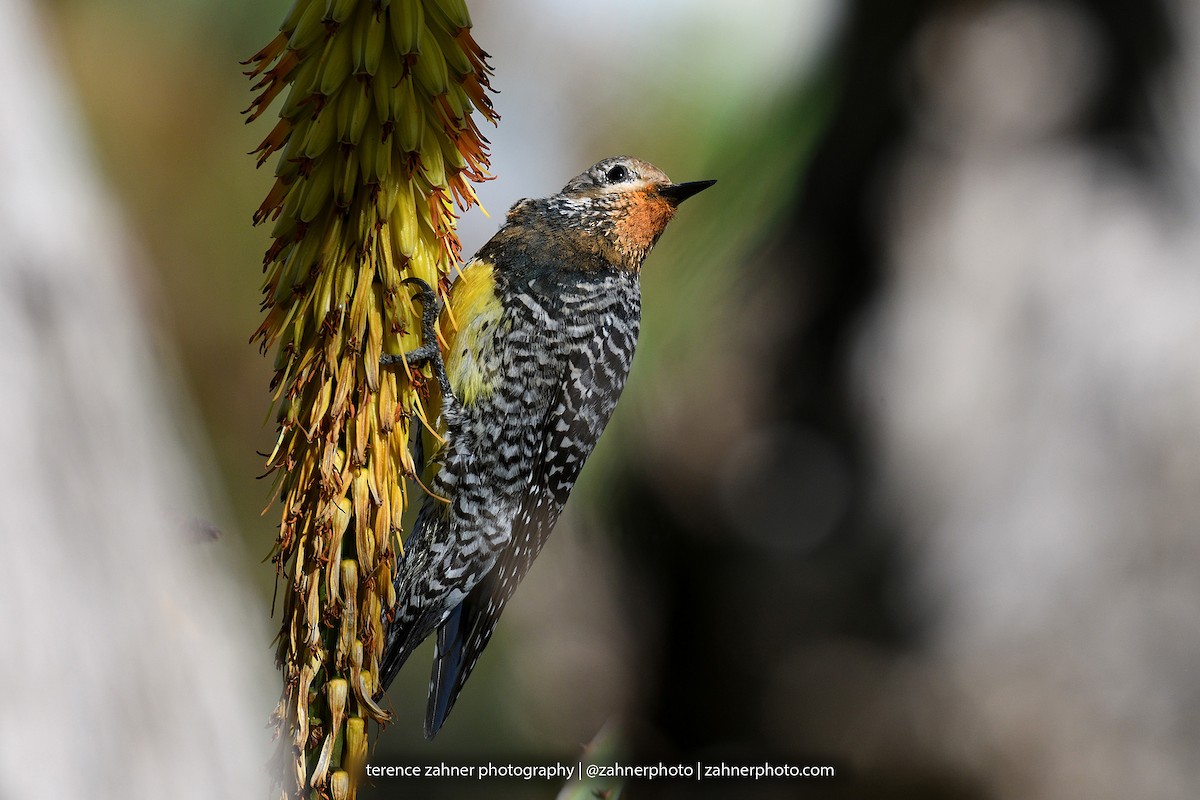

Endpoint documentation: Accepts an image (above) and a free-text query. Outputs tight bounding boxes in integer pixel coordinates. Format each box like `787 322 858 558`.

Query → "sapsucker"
378 156 714 737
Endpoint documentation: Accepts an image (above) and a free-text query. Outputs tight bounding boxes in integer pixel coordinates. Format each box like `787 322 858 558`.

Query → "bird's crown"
559 156 674 198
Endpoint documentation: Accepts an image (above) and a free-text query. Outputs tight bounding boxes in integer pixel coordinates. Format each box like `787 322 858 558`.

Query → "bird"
377 156 714 738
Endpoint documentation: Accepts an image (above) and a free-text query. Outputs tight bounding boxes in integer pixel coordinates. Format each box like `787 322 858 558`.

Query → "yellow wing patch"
443 259 504 406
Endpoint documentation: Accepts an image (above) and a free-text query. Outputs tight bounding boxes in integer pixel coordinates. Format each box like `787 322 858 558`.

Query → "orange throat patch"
611 191 677 269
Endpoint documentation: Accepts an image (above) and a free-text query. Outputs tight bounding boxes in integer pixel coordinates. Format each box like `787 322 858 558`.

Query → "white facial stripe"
595 177 658 195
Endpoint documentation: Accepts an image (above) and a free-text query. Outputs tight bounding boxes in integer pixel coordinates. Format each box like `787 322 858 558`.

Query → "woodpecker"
378 156 714 738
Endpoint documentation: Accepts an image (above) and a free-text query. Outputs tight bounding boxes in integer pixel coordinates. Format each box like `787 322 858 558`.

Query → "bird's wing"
378 259 508 693
424 310 638 737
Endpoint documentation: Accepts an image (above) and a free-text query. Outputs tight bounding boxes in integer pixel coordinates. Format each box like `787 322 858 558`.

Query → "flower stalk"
243 1 496 796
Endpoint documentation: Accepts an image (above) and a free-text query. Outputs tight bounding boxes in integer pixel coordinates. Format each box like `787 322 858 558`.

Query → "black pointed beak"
659 179 716 205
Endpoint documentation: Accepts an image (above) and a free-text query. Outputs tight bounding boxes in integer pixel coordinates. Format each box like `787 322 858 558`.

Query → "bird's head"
558 156 715 268
505 156 715 272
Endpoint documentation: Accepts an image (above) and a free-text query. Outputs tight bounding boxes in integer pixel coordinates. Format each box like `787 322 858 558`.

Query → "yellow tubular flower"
243 0 496 797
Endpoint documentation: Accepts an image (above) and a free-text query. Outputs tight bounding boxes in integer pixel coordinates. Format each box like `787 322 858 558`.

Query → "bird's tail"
424 569 505 738
426 603 468 738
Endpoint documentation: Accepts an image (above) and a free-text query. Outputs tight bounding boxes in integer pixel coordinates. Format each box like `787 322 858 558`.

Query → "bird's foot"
381 278 455 405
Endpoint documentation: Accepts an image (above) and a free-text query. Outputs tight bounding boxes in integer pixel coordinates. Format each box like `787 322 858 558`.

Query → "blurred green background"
42 0 836 793
39 1 1200 799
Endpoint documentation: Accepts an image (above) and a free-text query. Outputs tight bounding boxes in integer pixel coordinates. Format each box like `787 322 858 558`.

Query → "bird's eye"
605 164 630 183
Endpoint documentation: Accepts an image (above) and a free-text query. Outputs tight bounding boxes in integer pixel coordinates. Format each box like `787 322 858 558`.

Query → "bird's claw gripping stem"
381 278 455 405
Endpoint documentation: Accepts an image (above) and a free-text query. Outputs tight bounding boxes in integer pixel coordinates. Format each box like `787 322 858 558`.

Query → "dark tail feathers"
424 570 504 738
